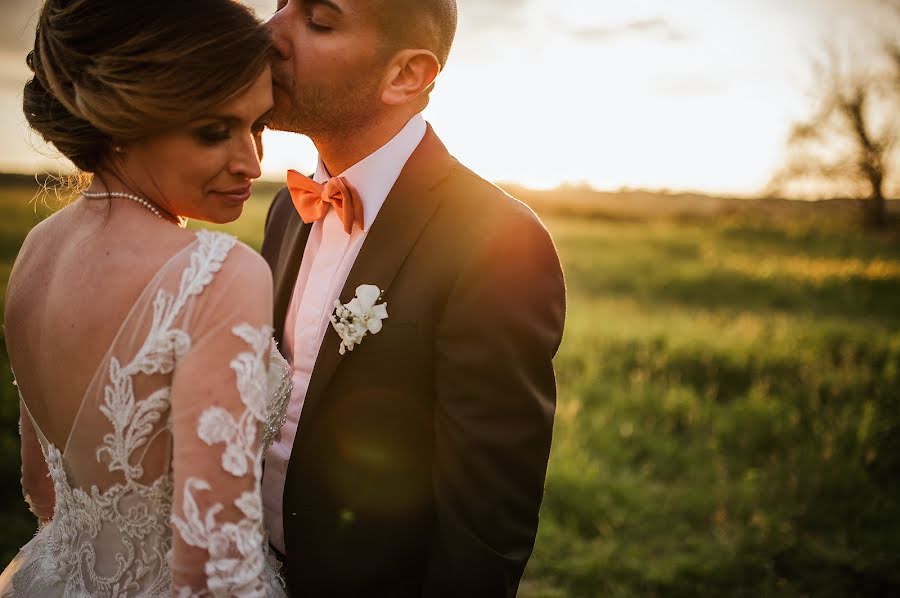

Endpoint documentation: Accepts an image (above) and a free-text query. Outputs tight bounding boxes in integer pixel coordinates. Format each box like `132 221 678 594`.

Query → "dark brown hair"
23 0 272 172
375 0 458 68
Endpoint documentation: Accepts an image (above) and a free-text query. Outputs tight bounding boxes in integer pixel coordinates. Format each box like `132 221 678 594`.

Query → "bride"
0 0 290 595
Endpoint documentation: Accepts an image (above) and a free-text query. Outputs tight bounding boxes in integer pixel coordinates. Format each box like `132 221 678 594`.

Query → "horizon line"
0 169 773 201
0 170 891 203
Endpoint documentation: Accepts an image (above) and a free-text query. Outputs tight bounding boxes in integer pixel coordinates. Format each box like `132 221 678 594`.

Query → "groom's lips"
211 186 252 204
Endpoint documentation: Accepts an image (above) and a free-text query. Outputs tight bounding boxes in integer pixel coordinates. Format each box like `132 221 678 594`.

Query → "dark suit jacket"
260 125 566 597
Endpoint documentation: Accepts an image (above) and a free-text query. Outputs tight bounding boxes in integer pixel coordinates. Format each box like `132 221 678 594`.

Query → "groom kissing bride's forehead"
261 0 567 596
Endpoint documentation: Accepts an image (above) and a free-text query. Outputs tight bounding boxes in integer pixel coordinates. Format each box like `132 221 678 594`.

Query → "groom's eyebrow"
306 0 342 13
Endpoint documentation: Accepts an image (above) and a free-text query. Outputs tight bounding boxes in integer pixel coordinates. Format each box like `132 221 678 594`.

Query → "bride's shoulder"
197 230 269 277
7 204 75 282
191 229 273 297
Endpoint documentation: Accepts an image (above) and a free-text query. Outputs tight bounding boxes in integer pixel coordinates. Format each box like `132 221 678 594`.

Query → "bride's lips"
211 186 252 204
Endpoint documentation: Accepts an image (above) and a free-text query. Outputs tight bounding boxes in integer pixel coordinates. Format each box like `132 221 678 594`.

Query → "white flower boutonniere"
330 284 389 355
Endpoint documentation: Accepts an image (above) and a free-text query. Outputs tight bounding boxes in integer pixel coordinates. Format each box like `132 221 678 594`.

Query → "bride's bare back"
6 199 197 449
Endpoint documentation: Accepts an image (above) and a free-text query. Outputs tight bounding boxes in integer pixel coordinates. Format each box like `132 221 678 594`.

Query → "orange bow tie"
287 169 365 234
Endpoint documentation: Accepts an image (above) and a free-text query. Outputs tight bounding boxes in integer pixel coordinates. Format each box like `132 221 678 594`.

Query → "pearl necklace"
82 190 165 220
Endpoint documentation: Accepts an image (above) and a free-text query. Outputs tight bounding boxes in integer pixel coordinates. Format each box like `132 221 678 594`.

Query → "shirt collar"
312 114 427 231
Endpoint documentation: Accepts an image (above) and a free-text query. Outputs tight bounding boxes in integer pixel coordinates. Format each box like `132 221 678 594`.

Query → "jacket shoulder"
438 163 552 244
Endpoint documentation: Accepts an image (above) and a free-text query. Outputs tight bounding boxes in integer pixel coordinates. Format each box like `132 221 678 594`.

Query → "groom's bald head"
267 0 457 138
373 0 458 68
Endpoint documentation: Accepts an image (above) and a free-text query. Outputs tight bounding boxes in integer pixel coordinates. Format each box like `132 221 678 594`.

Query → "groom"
260 1 566 595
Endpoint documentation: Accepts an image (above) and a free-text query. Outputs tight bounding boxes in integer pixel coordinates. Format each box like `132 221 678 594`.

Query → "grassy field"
1 179 899 596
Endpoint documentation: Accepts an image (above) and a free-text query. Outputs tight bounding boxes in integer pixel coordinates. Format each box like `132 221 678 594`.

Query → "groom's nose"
267 9 292 61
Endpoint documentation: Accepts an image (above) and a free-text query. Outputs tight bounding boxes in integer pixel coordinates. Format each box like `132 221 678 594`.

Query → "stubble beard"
270 73 382 141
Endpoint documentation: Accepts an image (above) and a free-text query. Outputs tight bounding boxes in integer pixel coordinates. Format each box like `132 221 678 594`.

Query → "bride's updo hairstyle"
23 0 272 173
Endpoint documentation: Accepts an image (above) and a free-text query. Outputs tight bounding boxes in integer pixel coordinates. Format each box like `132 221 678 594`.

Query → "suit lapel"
298 125 456 420
273 207 312 345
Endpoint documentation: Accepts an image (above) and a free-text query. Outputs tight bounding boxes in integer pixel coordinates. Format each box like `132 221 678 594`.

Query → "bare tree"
772 10 899 229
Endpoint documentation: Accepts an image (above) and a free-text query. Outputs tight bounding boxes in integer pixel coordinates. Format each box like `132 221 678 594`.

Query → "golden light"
0 0 891 197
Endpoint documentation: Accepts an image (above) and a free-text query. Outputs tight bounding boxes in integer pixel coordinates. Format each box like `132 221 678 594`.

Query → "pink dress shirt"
262 115 427 554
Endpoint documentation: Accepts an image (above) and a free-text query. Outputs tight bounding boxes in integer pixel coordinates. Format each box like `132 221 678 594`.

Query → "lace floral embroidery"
171 324 273 598
9 231 289 597
8 231 269 598
96 231 236 481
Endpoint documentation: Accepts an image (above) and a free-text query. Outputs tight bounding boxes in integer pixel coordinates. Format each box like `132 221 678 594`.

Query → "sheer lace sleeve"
168 243 275 597
18 397 54 524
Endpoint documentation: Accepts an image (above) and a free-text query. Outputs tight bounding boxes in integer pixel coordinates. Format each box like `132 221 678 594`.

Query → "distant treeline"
500 183 900 227
2 172 897 227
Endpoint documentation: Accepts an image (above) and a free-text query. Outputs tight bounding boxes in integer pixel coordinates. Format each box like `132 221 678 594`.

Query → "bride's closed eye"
193 124 230 145
191 113 269 147
253 110 274 136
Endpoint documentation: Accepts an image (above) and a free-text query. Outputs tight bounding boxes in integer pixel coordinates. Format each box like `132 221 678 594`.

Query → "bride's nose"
229 133 263 180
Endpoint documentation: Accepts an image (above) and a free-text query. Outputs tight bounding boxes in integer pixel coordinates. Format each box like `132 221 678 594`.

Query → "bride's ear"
380 49 441 107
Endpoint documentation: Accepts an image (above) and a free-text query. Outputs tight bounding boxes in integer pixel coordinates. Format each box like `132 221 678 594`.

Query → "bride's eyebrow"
191 108 273 126
188 116 234 126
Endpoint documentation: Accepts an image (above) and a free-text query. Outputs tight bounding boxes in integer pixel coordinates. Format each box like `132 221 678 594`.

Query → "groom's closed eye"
303 1 342 33
305 16 332 33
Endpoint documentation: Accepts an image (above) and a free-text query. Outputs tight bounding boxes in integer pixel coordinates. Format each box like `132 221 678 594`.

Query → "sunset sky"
0 0 894 196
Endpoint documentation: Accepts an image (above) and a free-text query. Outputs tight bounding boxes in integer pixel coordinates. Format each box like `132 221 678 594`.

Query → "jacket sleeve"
423 208 566 597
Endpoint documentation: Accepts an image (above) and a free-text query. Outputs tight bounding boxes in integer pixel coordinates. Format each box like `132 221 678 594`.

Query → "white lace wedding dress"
0 230 291 597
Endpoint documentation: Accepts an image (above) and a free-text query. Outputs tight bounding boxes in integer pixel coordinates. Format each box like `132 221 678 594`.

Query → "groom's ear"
380 49 441 107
